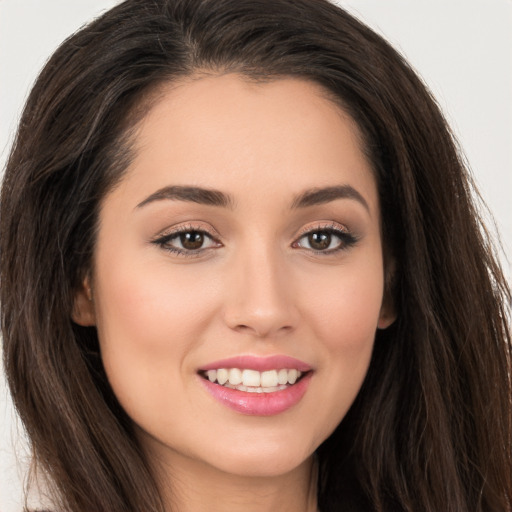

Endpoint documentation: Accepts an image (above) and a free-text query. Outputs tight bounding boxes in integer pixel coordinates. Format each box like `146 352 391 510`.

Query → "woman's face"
74 74 394 478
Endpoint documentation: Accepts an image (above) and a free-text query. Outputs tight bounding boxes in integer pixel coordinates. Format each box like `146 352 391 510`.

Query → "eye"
293 227 357 253
152 227 221 255
174 231 210 250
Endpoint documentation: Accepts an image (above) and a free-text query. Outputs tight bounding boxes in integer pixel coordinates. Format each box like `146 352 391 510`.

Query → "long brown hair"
1 1 510 511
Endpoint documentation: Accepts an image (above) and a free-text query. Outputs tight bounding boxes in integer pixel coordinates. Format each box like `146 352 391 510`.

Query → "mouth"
197 355 313 416
199 367 309 393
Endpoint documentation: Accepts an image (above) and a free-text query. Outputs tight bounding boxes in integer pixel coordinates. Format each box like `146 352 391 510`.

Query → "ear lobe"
377 304 396 330
72 277 96 326
377 289 397 330
378 257 397 329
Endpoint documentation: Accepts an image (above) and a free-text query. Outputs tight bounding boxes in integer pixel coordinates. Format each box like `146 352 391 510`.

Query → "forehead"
109 74 378 216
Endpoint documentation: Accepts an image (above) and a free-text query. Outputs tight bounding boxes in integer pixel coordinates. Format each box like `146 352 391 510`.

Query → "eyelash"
293 223 358 254
151 223 358 258
151 224 222 258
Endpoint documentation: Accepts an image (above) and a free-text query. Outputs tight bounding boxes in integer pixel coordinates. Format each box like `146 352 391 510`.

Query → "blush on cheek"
98 262 214 343
310 284 383 351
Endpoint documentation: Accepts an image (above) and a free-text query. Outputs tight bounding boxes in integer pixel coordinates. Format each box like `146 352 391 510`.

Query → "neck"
152 451 318 512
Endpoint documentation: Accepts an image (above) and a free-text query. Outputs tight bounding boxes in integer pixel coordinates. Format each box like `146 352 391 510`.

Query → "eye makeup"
150 220 359 259
292 221 358 255
151 223 223 258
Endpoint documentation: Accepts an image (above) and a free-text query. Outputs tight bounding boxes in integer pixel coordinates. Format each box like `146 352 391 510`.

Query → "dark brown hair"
1 0 510 511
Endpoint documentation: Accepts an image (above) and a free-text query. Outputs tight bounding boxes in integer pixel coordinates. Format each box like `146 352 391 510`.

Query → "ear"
72 276 96 326
377 296 396 329
377 259 397 330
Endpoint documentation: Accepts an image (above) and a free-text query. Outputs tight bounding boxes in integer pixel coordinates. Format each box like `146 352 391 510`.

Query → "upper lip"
199 355 313 373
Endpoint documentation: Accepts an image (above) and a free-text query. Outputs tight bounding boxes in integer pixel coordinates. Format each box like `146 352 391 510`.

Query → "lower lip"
199 373 312 416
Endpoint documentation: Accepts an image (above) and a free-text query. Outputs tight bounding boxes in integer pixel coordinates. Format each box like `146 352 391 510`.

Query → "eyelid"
292 221 358 254
294 220 351 239
150 222 223 257
153 222 221 242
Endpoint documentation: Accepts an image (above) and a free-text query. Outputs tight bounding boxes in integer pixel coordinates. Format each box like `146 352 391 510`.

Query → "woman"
1 0 510 511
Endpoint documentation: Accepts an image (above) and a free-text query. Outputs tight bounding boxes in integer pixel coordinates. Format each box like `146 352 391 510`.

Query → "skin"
74 74 395 512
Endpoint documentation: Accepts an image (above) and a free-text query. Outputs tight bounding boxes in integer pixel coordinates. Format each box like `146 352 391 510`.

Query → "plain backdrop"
1 1 511 510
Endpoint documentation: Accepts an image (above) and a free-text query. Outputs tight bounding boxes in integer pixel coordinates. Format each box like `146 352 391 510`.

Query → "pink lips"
198 355 313 416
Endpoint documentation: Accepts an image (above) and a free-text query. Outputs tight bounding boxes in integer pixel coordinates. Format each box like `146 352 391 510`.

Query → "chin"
201 437 315 478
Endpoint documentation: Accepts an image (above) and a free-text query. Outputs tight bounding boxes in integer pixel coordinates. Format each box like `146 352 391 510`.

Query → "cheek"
300 259 384 353
295 257 384 436
92 258 218 409
95 258 216 348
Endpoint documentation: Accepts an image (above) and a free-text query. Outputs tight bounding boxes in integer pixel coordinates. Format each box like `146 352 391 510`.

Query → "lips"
198 355 313 416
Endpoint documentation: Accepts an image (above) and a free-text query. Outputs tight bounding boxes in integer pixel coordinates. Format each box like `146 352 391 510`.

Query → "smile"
198 356 313 415
200 368 305 393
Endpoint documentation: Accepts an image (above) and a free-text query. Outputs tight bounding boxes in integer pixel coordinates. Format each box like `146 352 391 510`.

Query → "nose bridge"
223 235 297 337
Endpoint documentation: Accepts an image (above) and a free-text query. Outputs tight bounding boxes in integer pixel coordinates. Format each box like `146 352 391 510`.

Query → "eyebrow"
136 184 369 212
136 185 235 209
291 185 370 212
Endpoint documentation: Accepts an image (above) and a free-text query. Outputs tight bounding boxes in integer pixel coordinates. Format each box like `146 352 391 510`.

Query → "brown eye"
294 228 357 253
179 231 204 250
307 232 331 250
153 228 220 255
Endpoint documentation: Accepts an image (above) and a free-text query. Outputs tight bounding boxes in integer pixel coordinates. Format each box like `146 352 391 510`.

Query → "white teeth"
242 369 261 387
228 368 243 385
288 369 298 385
277 368 288 385
233 384 287 393
217 368 229 385
262 385 287 393
261 370 278 387
204 367 305 390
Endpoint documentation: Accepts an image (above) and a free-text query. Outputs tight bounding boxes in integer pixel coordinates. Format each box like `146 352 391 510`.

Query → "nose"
222 245 299 339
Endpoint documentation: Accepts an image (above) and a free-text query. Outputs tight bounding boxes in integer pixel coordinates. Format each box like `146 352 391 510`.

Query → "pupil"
180 231 204 250
309 232 331 250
